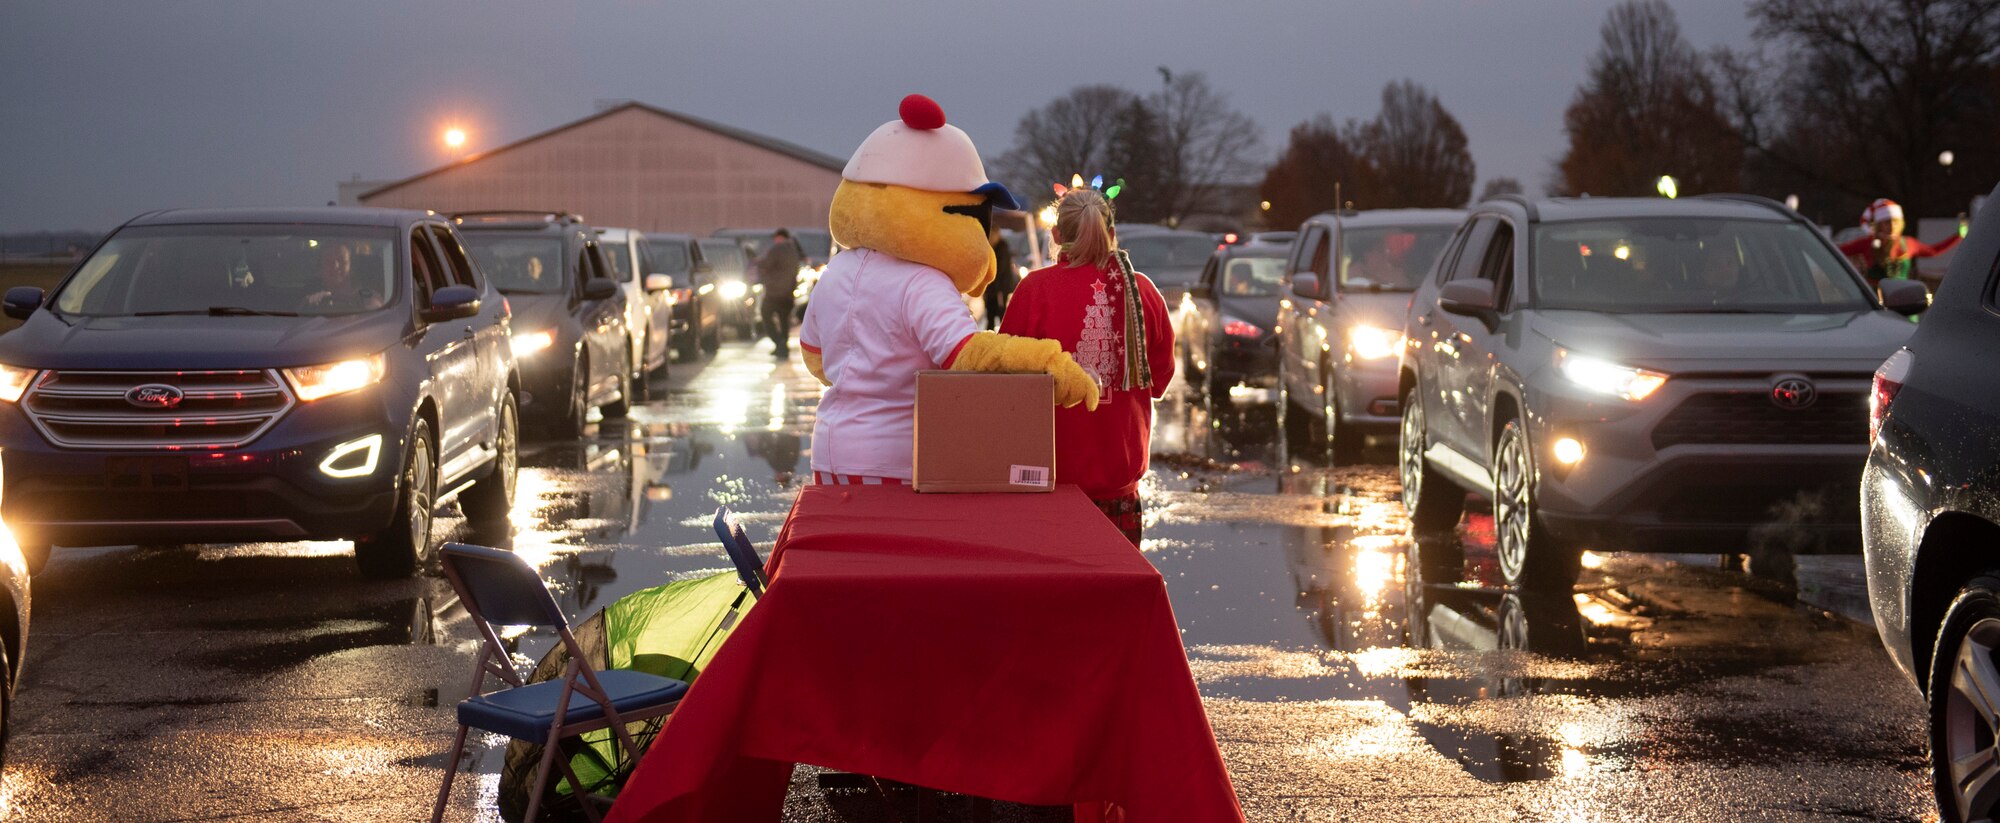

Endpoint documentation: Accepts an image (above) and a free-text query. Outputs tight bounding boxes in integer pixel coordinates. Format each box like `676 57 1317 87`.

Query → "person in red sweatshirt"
999 187 1175 544
1836 198 1963 285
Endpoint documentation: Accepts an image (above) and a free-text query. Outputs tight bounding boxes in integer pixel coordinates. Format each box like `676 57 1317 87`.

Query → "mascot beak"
972 182 1020 212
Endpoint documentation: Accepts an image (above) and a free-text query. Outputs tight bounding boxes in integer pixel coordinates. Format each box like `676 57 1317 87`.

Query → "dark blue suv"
0 208 519 578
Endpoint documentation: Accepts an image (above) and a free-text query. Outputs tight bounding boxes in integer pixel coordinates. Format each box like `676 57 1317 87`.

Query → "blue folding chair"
432 543 690 823
713 506 769 597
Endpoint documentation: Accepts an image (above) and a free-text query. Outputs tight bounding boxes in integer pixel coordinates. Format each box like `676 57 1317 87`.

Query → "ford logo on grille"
1770 377 1817 410
125 384 184 409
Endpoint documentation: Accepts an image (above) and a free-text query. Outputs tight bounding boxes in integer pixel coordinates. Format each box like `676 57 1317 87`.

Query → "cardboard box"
913 371 1055 493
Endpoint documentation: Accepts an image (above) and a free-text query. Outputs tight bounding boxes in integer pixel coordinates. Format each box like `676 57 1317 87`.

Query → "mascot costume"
799 95 1099 484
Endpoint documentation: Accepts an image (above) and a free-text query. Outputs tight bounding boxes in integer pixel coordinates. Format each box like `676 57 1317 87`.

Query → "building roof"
360 102 845 202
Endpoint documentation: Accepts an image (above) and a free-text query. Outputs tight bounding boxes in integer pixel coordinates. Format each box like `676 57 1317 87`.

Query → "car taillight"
1224 319 1262 338
1871 349 1912 443
670 287 693 305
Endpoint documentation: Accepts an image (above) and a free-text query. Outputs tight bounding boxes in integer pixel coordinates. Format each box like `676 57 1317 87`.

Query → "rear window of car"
1220 256 1287 296
462 234 567 294
55 224 399 317
699 240 748 271
1531 218 1872 314
1124 236 1215 271
648 242 692 274
1338 225 1456 292
598 240 633 282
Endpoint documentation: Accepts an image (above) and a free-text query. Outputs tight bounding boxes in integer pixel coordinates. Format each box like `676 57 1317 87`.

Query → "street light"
443 128 467 149
1784 194 1800 211
1656 175 1679 199
1259 200 1271 212
1941 150 1956 169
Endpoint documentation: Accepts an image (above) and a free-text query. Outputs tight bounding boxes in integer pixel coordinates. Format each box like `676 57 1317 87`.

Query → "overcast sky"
0 0 1756 232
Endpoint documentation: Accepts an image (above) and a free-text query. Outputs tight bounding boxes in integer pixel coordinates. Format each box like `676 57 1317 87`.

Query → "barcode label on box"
1010 465 1052 487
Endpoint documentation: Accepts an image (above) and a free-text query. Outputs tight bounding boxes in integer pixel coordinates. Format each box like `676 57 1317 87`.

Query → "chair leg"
524 722 567 823
430 724 470 823
554 751 603 823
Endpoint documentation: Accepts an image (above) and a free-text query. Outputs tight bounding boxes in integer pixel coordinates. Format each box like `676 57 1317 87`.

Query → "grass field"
0 263 70 335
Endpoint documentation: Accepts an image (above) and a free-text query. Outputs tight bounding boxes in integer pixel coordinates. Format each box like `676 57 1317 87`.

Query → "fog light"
1553 437 1585 465
320 434 382 478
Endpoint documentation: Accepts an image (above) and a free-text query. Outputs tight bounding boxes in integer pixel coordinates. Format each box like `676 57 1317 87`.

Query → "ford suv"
1397 194 1926 588
0 208 520 578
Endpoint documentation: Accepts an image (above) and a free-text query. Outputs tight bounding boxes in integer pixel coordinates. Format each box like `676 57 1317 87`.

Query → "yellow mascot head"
829 95 1020 297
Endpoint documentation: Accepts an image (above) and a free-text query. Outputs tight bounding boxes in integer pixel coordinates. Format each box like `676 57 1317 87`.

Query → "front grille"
1650 391 1867 449
22 370 295 449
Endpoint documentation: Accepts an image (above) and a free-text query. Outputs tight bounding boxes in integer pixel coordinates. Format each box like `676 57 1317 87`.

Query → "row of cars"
1174 189 2000 819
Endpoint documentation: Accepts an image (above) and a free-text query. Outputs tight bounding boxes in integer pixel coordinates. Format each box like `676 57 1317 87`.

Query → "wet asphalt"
0 338 1934 821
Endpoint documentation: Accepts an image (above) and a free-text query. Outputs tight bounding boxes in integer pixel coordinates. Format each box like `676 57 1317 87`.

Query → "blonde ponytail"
1055 188 1117 271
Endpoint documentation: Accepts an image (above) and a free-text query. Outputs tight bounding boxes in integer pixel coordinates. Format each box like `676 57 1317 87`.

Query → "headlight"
0 364 37 403
719 280 748 300
1347 325 1400 360
512 330 555 357
285 352 386 402
1556 347 1667 401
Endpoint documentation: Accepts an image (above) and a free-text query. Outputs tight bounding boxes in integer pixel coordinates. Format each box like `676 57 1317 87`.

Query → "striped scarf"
1112 249 1152 392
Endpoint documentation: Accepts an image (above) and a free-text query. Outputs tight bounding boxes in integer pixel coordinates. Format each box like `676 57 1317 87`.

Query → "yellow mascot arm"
949 332 1100 411
803 349 829 387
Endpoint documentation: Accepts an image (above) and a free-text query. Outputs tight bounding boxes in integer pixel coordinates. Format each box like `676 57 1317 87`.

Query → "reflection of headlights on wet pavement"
511 330 555 357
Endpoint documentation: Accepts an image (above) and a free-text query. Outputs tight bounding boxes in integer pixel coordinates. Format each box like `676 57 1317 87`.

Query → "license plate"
105 456 190 491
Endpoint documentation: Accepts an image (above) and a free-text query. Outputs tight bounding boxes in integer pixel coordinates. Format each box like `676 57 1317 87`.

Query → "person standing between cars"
999 188 1175 545
756 228 803 358
983 226 1016 329
1837 198 1964 287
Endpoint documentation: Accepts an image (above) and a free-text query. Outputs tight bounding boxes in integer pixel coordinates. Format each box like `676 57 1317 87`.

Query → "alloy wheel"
1399 394 1425 514
1945 616 2000 821
406 434 434 561
495 401 517 505
1494 424 1533 584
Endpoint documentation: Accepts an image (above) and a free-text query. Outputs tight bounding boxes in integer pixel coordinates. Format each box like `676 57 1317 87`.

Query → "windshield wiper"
1648 307 1792 314
133 306 299 317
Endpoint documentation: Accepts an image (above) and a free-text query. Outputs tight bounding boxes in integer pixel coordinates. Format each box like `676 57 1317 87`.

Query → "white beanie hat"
1862 198 1904 225
843 95 1019 210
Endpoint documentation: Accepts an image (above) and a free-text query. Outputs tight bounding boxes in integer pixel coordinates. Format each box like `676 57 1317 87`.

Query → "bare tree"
1555 0 1741 197
1257 115 1375 229
1147 70 1264 224
1478 177 1524 202
994 85 1140 203
1361 80 1476 208
1724 0 2000 219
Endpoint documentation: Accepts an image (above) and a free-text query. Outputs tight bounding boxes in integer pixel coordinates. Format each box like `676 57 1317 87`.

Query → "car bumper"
1335 359 1402 428
0 391 404 547
1207 336 1277 388
514 348 576 416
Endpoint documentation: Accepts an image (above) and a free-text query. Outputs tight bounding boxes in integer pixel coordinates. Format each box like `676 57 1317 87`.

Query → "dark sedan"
1178 242 1288 401
1123 229 1219 304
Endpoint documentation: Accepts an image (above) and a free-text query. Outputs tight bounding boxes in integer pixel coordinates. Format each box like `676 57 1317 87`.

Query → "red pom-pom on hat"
899 95 946 131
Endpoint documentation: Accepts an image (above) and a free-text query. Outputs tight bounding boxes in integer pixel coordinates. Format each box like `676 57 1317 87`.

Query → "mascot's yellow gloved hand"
803 349 829 387
949 331 1100 411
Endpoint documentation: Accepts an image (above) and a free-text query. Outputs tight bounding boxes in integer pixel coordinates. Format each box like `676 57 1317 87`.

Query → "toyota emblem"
125 384 184 409
1770 377 1816 410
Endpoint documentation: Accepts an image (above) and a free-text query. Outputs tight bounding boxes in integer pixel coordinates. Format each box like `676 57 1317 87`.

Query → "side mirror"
1290 274 1325 302
1189 283 1214 301
1438 279 1499 322
1879 278 1931 315
422 284 481 323
582 278 619 301
3 287 44 321
644 273 673 293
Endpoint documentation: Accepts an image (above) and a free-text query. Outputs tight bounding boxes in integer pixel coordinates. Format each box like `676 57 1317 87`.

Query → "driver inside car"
303 241 383 312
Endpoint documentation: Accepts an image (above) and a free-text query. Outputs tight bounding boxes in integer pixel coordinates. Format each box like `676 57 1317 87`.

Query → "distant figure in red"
999 188 1175 545
1837 198 1962 285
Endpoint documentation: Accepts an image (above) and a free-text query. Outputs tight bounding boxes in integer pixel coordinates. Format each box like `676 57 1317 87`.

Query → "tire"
460 394 518 523
675 317 699 362
1324 361 1363 466
1492 418 1580 590
602 347 634 420
701 321 720 356
1399 384 1465 534
15 544 47 577
1278 336 1316 457
1931 576 2000 823
355 420 437 579
554 357 588 438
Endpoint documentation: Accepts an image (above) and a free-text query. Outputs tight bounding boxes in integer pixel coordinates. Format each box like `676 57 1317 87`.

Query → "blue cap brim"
973 182 1021 212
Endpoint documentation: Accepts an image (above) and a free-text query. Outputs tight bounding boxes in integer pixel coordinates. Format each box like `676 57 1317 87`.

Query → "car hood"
503 293 573 338
0 309 407 370
1216 295 1285 330
1331 291 1416 330
1531 309 1916 371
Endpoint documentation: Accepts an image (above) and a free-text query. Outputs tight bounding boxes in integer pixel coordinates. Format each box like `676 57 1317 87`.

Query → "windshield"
54 224 397 317
699 240 748 274
1339 225 1455 291
598 239 633 282
462 234 566 294
792 230 833 262
1220 256 1287 297
1123 235 1214 285
1532 218 1872 313
647 241 692 275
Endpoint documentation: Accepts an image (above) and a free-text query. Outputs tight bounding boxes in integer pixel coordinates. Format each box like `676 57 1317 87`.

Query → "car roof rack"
448 210 583 225
1694 193 1817 230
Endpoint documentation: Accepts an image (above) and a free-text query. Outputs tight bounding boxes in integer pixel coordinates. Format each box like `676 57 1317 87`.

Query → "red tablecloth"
605 484 1243 822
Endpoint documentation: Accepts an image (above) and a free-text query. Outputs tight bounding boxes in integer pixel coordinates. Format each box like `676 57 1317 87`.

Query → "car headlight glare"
1348 325 1400 360
719 280 748 300
1557 347 1667 401
285 353 386 402
0 364 37 403
512 330 555 357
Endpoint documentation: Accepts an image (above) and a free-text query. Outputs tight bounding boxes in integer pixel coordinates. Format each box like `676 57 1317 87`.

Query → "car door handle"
1416 313 1433 326
463 326 479 339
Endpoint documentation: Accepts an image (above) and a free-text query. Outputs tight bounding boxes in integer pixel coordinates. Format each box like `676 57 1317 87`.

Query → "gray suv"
1397 194 1929 588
